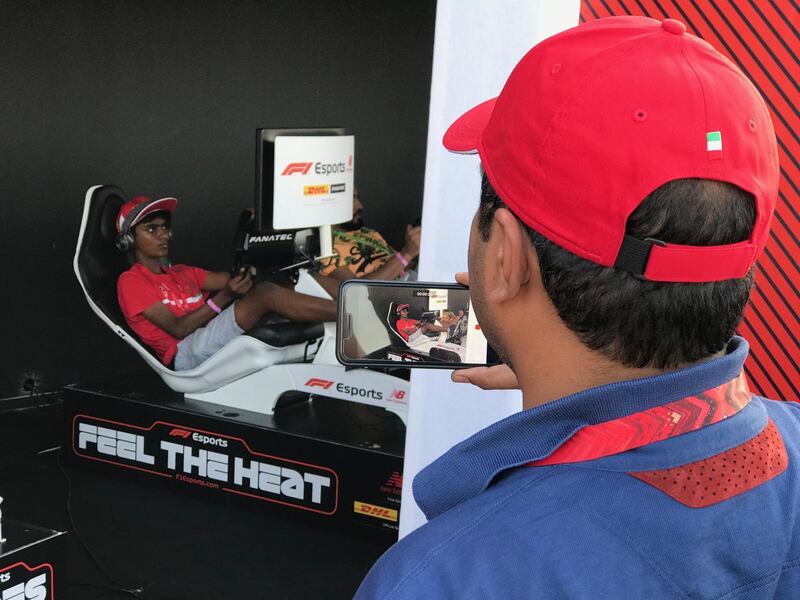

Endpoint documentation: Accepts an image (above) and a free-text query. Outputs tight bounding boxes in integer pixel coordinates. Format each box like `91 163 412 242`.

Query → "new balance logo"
281 162 313 176
305 378 334 390
386 471 403 487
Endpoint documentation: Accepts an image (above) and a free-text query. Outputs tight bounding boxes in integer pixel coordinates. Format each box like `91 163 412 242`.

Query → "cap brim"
129 197 178 227
442 98 496 154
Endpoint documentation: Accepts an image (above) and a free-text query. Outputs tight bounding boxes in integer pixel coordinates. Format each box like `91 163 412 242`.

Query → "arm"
202 271 232 292
142 299 226 340
325 224 422 282
142 271 252 339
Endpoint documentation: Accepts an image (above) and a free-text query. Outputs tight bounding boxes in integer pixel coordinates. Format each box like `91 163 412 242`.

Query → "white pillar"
400 0 580 538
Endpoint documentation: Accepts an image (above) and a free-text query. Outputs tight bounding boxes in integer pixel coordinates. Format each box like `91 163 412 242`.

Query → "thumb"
451 364 519 390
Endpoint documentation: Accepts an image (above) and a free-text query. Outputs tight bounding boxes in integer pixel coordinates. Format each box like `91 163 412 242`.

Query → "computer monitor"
254 127 353 232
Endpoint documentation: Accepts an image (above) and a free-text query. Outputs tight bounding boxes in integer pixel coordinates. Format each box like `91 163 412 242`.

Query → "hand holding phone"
336 279 500 368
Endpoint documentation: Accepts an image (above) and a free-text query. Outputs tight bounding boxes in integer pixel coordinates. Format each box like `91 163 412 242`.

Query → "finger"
455 272 469 286
451 365 519 390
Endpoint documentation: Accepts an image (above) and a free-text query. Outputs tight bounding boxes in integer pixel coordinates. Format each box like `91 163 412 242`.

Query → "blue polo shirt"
356 337 800 599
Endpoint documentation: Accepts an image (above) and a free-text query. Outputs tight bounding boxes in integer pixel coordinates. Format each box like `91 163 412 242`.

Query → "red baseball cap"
443 16 779 282
116 195 178 234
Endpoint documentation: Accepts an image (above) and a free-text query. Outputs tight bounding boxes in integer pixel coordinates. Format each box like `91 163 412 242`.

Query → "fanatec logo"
305 378 334 390
281 162 313 176
249 233 293 243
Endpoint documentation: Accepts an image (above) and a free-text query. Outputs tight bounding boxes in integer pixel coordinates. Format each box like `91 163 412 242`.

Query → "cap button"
662 19 686 35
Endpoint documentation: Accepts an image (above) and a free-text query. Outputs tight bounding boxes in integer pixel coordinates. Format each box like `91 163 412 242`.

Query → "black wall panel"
0 0 436 397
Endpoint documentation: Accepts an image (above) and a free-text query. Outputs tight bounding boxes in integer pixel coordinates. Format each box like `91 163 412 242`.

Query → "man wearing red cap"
115 195 336 370
357 16 800 599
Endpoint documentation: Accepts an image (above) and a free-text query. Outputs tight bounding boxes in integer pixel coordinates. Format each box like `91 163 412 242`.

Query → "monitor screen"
254 127 353 231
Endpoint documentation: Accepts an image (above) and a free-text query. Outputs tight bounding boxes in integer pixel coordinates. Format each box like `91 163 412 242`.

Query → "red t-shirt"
395 318 419 341
117 263 210 365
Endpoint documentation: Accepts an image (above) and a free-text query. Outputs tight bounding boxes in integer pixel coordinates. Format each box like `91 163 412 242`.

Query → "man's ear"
487 208 532 304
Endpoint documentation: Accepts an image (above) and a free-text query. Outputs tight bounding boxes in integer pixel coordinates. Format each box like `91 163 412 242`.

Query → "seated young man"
116 195 337 371
394 304 450 343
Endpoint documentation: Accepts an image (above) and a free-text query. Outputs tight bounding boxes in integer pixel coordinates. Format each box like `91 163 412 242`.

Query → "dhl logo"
304 185 330 196
169 428 192 438
305 378 334 390
281 162 313 176
353 501 398 522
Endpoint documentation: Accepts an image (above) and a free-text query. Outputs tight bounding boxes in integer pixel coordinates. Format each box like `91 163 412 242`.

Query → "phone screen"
336 280 499 368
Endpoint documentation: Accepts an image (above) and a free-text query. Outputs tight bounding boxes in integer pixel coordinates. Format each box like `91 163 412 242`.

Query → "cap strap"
644 241 757 282
614 235 665 280
615 236 758 282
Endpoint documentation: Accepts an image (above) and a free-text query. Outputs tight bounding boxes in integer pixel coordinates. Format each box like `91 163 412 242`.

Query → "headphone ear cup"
115 232 134 252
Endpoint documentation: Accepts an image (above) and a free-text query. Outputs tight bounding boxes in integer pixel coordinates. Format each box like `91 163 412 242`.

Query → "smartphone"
336 279 501 368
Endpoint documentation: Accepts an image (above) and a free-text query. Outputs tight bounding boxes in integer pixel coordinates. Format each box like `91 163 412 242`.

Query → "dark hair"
478 174 756 369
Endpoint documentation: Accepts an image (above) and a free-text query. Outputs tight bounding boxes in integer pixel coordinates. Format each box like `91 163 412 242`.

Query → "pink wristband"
395 251 410 268
206 298 222 314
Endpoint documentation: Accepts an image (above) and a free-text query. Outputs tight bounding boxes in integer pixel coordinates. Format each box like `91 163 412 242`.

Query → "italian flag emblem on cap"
707 131 722 151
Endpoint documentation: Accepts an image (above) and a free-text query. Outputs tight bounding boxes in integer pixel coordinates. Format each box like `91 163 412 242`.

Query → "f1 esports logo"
281 162 313 176
304 378 384 400
0 563 52 600
281 160 348 176
169 428 191 439
304 378 334 390
74 416 338 515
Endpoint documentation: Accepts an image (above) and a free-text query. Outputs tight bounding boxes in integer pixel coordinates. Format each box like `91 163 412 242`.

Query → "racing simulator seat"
74 185 409 423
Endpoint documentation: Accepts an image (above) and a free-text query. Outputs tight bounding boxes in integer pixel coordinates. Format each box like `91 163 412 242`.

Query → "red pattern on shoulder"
630 419 788 508
531 372 751 466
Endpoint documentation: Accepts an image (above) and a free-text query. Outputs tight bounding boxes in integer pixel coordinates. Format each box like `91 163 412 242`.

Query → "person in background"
317 186 421 281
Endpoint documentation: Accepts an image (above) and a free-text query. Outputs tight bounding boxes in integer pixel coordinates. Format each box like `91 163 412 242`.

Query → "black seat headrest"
76 186 147 348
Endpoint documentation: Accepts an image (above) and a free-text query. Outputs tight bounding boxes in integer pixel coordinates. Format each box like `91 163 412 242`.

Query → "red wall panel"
580 0 800 400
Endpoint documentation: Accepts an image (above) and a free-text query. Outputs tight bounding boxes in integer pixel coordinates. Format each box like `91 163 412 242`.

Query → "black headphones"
114 199 167 252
